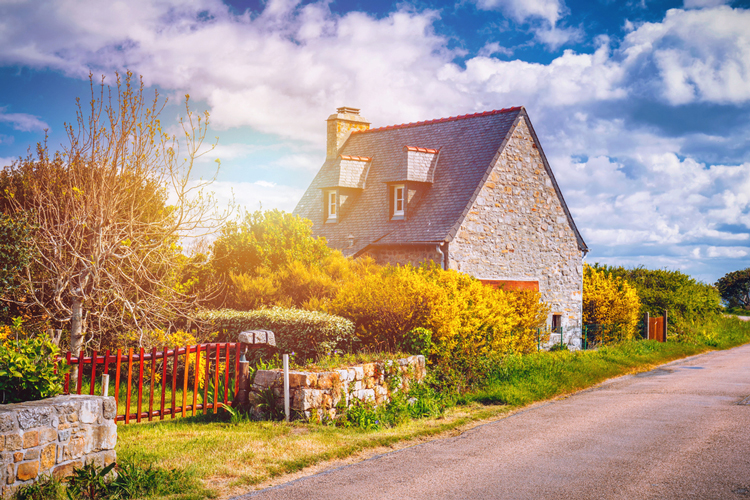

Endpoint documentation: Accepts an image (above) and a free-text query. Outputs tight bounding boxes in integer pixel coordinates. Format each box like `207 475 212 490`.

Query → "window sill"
390 215 405 221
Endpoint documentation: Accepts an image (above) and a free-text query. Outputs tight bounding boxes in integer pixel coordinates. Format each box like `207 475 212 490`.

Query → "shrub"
592 264 721 334
0 335 67 404
583 264 642 339
197 307 355 360
330 264 549 391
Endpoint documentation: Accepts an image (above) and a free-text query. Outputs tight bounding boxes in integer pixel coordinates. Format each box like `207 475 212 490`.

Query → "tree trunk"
69 298 85 384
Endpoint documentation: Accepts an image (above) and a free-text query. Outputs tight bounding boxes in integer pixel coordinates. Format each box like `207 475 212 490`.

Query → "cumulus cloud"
470 0 581 49
0 0 748 279
0 108 48 132
474 0 565 25
621 6 750 105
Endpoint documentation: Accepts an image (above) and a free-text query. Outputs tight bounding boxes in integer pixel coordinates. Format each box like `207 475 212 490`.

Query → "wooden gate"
645 312 667 342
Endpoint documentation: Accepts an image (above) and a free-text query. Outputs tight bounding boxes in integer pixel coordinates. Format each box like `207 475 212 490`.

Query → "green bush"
197 307 355 360
0 336 67 404
591 264 721 335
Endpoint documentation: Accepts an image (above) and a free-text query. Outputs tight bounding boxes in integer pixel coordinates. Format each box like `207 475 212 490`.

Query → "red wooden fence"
63 343 245 424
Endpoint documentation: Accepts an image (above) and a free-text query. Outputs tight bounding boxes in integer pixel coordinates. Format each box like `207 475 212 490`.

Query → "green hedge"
1 337 67 404
196 307 355 360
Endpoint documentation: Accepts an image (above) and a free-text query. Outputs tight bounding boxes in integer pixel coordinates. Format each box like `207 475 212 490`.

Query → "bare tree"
2 72 231 355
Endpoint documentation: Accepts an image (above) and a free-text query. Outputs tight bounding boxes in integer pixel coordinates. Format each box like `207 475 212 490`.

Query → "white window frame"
393 184 405 218
327 190 337 220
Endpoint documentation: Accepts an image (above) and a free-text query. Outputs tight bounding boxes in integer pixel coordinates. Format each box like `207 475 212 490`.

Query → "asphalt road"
235 344 750 500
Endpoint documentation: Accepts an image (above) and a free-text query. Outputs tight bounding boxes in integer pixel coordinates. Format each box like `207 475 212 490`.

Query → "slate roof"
293 107 588 256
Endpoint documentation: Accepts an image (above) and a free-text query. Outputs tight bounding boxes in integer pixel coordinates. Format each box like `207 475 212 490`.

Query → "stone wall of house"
250 355 426 420
449 117 584 346
0 396 117 498
364 245 443 268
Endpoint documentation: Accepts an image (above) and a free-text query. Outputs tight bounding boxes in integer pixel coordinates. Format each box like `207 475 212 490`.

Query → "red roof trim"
339 154 372 162
404 146 439 154
354 107 523 134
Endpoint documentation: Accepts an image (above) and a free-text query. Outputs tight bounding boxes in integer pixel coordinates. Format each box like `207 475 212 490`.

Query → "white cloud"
683 0 731 8
471 0 581 49
1 0 749 280
0 156 16 167
705 246 749 258
532 24 583 49
621 6 750 105
473 0 565 26
209 180 305 213
0 109 48 132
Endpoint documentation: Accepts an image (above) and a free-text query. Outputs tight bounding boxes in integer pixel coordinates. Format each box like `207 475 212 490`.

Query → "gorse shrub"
197 307 355 360
0 334 67 404
583 264 641 338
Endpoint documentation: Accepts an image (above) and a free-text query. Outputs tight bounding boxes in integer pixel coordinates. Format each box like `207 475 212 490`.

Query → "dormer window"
327 190 337 221
392 184 405 219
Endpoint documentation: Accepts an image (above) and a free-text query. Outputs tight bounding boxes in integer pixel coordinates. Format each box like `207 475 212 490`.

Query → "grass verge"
116 316 750 499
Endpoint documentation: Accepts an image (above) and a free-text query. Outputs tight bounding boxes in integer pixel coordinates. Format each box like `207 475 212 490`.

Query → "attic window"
327 190 337 221
393 184 405 219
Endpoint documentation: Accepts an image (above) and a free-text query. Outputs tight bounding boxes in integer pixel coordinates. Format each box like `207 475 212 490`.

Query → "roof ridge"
354 107 523 134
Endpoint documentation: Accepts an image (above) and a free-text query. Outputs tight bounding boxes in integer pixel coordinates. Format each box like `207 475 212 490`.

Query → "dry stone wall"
449 117 584 346
251 355 426 420
0 395 117 498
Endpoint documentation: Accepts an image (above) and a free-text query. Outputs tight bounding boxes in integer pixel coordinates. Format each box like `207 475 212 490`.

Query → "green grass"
115 316 750 500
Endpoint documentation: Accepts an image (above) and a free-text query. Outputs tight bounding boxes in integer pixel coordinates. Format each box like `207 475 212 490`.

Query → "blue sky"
1 0 749 284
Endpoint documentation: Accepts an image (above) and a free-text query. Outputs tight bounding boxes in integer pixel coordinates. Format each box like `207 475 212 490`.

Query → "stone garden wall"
251 355 426 420
0 395 117 498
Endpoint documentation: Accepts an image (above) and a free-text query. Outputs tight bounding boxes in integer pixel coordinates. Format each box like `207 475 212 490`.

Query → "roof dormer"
384 146 440 184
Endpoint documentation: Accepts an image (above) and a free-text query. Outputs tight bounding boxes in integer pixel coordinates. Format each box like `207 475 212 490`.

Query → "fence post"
663 310 668 342
643 312 650 340
101 374 109 397
234 347 250 408
283 354 290 423
537 328 540 352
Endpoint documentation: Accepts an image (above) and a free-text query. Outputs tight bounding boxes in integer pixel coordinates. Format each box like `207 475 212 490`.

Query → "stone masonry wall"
449 117 584 345
251 355 426 420
0 396 117 498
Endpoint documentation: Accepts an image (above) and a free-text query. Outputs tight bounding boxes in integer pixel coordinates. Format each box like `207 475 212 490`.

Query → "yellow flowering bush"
583 263 642 339
330 265 549 390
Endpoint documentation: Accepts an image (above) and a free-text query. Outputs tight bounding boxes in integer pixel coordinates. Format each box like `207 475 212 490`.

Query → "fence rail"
63 342 246 424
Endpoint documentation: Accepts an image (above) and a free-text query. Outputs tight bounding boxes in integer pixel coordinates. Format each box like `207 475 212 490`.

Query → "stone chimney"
326 107 370 160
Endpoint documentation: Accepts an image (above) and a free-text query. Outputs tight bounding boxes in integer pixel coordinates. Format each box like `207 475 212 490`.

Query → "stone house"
293 107 588 342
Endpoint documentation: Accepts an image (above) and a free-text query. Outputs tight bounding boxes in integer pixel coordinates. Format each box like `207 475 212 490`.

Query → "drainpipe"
435 242 449 270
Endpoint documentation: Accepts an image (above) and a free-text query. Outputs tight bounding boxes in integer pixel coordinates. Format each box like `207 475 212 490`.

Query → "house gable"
448 114 585 327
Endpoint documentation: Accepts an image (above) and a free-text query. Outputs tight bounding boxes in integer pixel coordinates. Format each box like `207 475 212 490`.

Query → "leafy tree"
212 209 331 276
1 73 229 354
716 268 750 310
210 209 336 309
